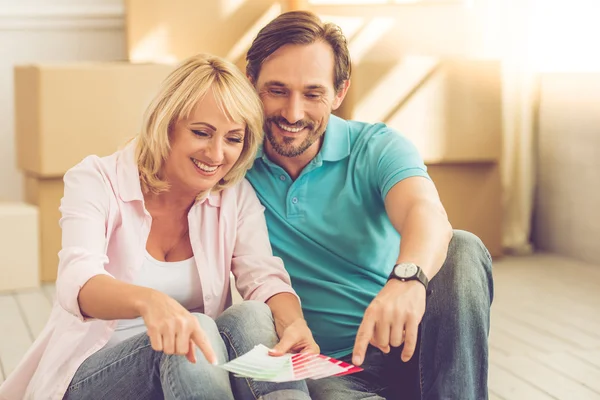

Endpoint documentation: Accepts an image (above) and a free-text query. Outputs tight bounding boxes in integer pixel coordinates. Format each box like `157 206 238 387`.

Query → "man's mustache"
266 117 315 130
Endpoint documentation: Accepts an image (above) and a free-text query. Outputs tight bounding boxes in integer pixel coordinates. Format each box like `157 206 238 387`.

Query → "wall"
533 73 600 264
0 0 126 201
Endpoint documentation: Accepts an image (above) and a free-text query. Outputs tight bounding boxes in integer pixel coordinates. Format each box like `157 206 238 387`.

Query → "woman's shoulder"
64 153 118 187
62 146 134 200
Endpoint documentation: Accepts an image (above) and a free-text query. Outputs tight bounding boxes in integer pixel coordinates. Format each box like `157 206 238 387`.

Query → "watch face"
394 263 418 278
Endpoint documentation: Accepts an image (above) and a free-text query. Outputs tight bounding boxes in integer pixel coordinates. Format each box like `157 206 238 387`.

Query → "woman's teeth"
192 158 218 172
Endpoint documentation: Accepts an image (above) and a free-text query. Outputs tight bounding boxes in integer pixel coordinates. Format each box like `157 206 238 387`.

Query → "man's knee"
448 230 491 263
438 230 494 303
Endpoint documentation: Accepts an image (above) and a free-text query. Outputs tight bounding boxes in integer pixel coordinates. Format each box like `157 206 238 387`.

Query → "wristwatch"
388 263 429 290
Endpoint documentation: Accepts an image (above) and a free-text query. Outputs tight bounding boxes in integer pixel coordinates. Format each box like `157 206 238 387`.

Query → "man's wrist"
388 262 429 290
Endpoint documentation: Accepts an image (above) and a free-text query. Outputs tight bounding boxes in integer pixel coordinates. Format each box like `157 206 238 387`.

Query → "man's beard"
264 116 324 158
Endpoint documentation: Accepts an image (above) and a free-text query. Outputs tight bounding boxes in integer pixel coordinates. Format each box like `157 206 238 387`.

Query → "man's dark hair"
246 10 351 92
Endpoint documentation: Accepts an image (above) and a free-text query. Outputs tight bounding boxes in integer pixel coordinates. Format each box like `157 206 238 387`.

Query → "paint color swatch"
218 344 363 382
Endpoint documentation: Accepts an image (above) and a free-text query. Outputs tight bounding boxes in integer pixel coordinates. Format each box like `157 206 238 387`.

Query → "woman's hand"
269 318 320 356
138 290 217 364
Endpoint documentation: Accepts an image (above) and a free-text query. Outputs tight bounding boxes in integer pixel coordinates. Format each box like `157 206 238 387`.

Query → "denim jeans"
307 230 494 400
63 301 310 400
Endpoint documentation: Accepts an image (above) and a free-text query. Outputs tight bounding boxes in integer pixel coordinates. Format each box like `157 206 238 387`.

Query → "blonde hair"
136 53 264 195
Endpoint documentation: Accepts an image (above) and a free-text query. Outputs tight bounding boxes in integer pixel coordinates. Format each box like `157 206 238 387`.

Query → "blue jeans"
307 230 494 400
63 301 310 400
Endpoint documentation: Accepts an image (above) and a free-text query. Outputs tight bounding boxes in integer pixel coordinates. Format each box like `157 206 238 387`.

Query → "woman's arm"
57 157 215 363
266 292 318 354
56 156 115 321
77 275 151 320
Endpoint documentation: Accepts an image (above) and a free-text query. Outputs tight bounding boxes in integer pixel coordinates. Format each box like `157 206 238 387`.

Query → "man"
245 10 494 400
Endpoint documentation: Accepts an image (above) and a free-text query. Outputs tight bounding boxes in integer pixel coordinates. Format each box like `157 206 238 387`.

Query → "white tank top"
104 251 204 349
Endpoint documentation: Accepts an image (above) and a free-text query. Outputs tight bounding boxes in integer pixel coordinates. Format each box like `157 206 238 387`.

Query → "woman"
0 54 317 400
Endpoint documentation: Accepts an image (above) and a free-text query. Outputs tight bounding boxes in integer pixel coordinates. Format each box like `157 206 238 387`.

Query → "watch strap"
389 263 429 290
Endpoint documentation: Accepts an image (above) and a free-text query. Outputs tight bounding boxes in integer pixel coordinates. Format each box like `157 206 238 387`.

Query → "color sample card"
218 344 363 382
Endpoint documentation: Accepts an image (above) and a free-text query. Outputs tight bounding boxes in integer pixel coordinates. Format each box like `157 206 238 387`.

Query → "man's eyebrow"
264 81 328 91
305 84 327 91
263 81 287 87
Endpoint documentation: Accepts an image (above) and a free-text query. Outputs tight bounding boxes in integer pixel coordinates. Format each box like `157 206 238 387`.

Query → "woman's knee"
217 301 278 349
190 313 229 362
191 312 219 337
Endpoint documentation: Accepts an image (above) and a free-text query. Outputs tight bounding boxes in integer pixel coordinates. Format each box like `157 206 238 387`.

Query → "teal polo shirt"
246 115 430 358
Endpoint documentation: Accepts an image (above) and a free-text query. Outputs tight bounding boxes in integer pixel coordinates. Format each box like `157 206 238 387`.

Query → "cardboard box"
23 176 64 282
353 59 502 163
125 0 281 65
427 162 503 257
0 202 40 292
14 62 174 177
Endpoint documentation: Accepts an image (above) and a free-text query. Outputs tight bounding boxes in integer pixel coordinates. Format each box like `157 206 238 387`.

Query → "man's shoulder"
332 117 397 143
336 117 404 155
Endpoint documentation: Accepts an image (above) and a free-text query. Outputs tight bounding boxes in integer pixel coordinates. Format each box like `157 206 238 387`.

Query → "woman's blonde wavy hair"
136 53 264 195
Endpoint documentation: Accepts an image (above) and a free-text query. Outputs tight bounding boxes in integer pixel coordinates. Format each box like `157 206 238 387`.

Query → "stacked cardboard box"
427 163 502 257
14 63 174 281
0 203 39 292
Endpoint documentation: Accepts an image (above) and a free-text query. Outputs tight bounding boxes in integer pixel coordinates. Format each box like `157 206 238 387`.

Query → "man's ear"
247 73 256 86
332 79 351 111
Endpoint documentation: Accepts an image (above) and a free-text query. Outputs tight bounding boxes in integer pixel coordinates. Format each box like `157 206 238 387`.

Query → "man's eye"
270 89 285 96
305 93 320 99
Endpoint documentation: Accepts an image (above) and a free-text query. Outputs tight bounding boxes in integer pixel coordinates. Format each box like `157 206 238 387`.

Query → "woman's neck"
143 185 199 217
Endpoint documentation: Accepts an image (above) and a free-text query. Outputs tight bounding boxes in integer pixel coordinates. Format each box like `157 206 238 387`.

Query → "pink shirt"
0 144 297 400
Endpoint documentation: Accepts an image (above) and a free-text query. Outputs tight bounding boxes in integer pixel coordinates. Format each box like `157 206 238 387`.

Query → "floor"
1 253 599 399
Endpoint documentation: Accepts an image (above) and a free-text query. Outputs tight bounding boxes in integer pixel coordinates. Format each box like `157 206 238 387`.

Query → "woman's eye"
192 130 209 137
227 137 243 144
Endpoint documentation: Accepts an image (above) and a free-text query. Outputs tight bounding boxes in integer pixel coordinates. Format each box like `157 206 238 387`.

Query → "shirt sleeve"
367 126 430 199
230 179 299 303
55 156 114 322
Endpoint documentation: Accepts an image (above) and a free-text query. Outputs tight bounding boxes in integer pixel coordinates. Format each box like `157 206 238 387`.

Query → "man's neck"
264 139 322 181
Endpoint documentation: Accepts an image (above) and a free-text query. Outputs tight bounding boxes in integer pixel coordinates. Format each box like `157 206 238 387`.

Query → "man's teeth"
277 123 304 133
192 159 218 172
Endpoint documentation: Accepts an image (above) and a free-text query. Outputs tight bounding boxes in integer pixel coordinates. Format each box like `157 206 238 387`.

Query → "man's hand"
352 279 426 366
269 319 320 356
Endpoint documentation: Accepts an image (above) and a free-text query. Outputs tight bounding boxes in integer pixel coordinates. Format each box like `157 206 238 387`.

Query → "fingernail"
352 356 361 365
212 360 218 365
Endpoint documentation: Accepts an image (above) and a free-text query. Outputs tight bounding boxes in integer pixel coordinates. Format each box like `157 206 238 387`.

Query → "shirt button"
279 175 286 181
292 197 298 204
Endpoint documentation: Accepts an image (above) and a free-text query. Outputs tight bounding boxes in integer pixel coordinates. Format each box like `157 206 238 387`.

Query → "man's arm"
386 176 453 279
353 176 452 366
